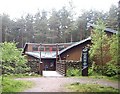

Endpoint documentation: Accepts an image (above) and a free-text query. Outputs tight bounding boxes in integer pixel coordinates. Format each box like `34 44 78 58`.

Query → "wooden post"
64 62 67 76
39 62 43 75
56 43 58 69
39 43 42 63
38 43 43 75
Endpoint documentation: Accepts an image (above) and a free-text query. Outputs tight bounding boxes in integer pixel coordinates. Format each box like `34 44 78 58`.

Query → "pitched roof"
58 37 91 55
25 51 56 59
24 37 91 58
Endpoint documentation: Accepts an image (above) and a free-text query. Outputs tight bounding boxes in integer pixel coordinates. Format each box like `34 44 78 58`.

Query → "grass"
87 74 120 82
0 76 2 93
66 68 81 77
66 68 119 82
3 73 41 78
2 77 34 92
66 82 119 92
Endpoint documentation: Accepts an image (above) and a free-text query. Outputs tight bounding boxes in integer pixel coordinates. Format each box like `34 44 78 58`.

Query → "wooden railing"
56 61 67 76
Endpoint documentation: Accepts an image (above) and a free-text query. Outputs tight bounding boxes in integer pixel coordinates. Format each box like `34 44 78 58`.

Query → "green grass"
66 68 81 77
66 82 119 92
3 73 41 78
0 76 2 93
66 68 119 81
2 77 34 92
87 74 120 82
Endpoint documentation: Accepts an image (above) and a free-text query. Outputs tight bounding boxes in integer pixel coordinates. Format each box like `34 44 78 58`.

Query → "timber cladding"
60 40 91 61
27 44 33 51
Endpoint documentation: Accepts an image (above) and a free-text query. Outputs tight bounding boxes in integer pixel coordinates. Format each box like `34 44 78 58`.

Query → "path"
16 77 119 92
43 71 63 77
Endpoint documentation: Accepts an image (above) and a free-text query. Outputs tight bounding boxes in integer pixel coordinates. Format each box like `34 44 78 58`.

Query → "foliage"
103 63 118 77
3 73 41 78
0 76 2 93
66 68 81 77
89 62 120 78
1 42 29 74
66 82 119 92
109 35 118 65
89 19 109 65
1 4 118 47
89 19 119 77
106 5 118 30
2 77 33 92
65 60 81 77
88 62 96 76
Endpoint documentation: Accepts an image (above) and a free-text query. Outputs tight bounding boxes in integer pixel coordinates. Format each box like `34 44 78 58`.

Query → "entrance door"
42 59 56 71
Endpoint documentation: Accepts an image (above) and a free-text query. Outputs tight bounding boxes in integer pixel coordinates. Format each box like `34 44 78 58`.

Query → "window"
52 47 56 51
32 45 38 51
59 45 65 51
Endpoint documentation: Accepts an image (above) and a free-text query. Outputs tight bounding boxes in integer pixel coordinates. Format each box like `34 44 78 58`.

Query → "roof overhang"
25 51 56 59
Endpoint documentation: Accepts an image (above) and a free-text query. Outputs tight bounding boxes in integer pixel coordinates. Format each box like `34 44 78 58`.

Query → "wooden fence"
56 61 67 76
56 60 81 76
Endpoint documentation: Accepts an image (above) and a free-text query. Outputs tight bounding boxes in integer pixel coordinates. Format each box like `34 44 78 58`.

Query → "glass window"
32 45 38 51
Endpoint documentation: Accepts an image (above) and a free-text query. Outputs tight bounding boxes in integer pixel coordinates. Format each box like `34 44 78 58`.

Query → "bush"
67 68 81 77
1 42 29 74
90 62 119 77
103 62 118 77
88 62 96 76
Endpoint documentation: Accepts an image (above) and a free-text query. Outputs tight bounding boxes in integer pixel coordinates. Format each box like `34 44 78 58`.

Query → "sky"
0 0 119 19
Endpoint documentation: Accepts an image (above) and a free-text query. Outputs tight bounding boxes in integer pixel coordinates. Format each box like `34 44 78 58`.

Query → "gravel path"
16 77 119 92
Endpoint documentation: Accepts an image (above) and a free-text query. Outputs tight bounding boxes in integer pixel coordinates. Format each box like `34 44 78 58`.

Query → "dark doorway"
42 59 56 71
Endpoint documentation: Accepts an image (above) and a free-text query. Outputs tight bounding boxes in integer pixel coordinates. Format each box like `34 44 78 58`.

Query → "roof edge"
58 37 91 55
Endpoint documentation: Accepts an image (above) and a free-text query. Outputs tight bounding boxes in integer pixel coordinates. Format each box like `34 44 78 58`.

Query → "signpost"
82 47 89 76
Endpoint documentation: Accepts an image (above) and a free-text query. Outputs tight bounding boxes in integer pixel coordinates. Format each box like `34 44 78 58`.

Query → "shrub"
90 62 119 77
1 42 29 74
103 62 118 77
67 68 81 77
88 62 96 76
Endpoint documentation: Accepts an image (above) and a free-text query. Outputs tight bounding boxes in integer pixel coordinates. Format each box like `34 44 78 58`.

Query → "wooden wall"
27 44 33 51
60 40 91 61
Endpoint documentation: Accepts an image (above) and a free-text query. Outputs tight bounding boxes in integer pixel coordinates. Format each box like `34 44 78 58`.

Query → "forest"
1 4 118 48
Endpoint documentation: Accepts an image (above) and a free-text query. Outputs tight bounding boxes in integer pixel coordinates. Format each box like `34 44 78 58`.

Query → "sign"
82 47 89 76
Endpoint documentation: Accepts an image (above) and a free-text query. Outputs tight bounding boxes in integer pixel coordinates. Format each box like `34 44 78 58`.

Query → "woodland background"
1 4 118 48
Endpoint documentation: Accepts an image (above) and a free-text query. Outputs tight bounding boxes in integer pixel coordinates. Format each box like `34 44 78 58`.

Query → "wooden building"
22 24 118 72
58 37 91 61
22 42 73 71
